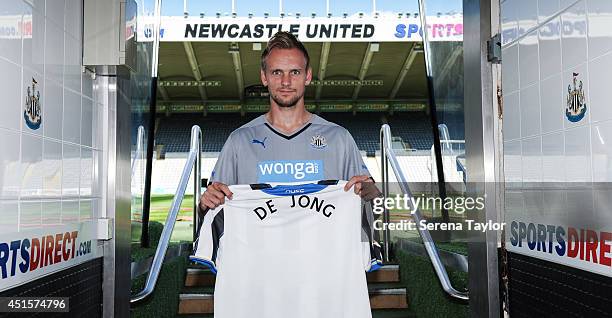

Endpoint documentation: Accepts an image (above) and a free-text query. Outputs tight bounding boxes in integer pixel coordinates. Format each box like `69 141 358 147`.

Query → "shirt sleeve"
190 207 225 274
343 129 371 180
209 132 237 185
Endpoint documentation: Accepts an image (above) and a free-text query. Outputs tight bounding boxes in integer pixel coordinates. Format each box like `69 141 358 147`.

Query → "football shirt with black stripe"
209 114 370 185
191 181 375 318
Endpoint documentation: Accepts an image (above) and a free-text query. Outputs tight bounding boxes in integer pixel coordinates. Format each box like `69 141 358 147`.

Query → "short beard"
270 92 303 108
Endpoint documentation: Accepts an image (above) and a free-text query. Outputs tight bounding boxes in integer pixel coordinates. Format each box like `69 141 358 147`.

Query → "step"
368 288 409 310
184 264 400 287
178 287 407 314
366 265 400 283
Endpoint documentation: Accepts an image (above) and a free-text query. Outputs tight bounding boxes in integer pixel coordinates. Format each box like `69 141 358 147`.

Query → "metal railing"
131 125 202 304
131 125 145 179
380 124 468 300
429 140 465 183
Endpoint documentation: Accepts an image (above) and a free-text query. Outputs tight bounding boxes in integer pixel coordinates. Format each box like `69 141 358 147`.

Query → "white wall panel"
504 140 523 183
41 201 62 227
519 33 540 88
517 0 538 35
46 0 66 30
80 147 93 196
560 0 581 11
63 89 81 144
538 17 562 80
44 19 65 85
521 136 543 182
0 0 26 65
82 74 93 99
0 201 19 233
42 139 62 197
587 52 612 123
80 199 93 221
501 0 519 45
539 73 563 133
502 44 519 93
43 80 63 139
503 91 521 141
560 1 588 71
0 129 21 199
22 6 44 77
541 132 565 182
0 0 96 234
28 0 45 15
19 200 41 230
538 0 560 23
586 0 612 59
0 59 22 131
591 121 612 182
62 143 80 196
520 83 541 137
81 97 93 147
65 0 83 40
20 133 43 197
564 125 592 182
63 34 81 94
61 200 79 224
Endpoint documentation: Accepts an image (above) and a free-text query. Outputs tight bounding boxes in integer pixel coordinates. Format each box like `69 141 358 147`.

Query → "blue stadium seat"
154 112 446 155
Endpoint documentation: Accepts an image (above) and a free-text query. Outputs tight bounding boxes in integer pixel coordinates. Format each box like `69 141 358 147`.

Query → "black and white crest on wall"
24 77 42 130
565 72 587 123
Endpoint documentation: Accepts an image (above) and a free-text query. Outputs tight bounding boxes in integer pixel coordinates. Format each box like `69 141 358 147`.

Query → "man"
199 31 377 209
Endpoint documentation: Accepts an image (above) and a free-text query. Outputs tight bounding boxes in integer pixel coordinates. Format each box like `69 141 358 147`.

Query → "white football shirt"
191 181 377 318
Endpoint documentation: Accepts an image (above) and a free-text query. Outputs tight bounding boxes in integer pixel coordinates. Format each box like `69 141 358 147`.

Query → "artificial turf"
395 249 469 317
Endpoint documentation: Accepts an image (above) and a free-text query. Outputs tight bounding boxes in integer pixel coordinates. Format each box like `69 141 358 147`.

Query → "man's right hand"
199 182 233 210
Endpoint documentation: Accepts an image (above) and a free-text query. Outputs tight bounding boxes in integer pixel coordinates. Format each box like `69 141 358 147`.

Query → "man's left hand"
344 175 381 200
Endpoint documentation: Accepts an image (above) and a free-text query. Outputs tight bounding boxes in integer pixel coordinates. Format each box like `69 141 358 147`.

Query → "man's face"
261 48 312 108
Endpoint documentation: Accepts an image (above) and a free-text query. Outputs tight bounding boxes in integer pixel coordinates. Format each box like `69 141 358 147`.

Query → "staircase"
177 263 410 317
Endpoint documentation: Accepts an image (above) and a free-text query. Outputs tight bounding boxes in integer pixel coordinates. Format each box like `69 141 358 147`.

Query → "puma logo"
252 137 267 148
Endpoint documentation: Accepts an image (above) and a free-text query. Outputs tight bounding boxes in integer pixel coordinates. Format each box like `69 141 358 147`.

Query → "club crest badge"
24 77 42 130
565 72 587 123
310 135 327 149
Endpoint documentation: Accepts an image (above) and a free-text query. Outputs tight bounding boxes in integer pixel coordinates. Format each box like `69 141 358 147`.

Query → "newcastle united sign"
137 16 463 42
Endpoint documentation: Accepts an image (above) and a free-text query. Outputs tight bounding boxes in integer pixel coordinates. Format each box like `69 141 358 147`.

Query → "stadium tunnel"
0 0 611 317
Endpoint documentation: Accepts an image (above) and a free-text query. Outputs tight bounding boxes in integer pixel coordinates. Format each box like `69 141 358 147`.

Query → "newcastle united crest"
24 77 42 130
565 72 587 123
310 134 327 149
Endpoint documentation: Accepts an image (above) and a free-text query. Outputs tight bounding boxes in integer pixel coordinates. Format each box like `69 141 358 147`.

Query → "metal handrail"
131 125 202 304
429 140 466 182
380 124 468 300
131 125 145 178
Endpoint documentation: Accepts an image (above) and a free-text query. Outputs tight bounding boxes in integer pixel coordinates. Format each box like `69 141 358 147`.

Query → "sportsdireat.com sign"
507 220 612 277
0 222 99 292
137 16 463 42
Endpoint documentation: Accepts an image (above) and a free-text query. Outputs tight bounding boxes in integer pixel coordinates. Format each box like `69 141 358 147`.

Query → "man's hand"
344 175 381 200
199 182 233 210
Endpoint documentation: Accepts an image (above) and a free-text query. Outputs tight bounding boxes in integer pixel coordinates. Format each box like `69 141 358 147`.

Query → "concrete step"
367 265 401 283
178 287 408 314
184 264 400 287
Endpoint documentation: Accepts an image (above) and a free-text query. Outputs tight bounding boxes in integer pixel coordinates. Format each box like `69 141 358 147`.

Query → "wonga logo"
257 160 324 182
